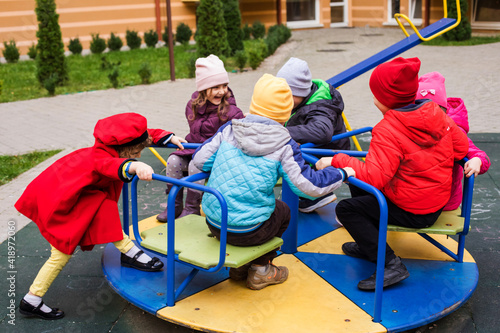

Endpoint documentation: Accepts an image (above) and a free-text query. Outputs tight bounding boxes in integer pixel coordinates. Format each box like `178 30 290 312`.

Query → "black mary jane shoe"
19 299 65 320
120 250 164 272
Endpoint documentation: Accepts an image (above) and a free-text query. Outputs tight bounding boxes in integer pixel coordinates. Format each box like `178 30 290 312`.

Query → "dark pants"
207 199 290 265
336 184 443 264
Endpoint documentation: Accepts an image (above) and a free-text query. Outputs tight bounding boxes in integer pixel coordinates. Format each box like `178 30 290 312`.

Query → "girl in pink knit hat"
157 54 244 222
416 71 491 211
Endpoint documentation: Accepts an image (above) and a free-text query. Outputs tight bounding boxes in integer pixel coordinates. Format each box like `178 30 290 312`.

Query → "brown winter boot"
178 189 202 218
156 184 184 222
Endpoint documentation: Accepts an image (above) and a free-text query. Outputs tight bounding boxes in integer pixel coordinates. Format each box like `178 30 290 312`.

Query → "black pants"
336 184 443 264
207 199 290 265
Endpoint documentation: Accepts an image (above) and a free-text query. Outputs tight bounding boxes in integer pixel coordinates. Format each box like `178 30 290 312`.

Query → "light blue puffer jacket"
192 115 345 232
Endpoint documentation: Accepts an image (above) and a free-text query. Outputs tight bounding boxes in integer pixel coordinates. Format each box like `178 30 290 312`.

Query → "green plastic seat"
140 214 283 269
387 208 467 235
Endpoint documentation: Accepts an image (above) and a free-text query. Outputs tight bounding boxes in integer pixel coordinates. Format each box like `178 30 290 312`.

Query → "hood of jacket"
385 99 451 148
232 114 291 157
293 79 344 116
446 97 469 133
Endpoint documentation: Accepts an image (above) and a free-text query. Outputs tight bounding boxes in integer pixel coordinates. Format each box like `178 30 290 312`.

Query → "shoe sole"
298 194 337 213
19 308 65 320
247 278 287 290
357 271 410 291
121 261 164 272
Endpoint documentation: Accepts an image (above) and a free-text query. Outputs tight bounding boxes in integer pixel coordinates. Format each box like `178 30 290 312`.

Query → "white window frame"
286 0 323 29
471 0 500 30
330 0 348 27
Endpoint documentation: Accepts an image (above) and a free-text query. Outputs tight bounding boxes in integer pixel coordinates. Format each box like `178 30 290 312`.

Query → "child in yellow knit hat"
192 74 354 290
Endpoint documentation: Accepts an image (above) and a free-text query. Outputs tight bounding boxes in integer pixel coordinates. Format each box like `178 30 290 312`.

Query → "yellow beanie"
249 73 293 123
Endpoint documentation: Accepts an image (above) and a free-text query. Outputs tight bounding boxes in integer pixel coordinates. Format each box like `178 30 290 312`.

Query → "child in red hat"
316 57 469 290
15 112 186 320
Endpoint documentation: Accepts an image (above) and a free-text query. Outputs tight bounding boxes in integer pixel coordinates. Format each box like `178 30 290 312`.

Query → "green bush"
195 0 230 57
443 0 471 41
108 68 119 88
138 62 152 84
35 0 67 86
43 73 59 96
90 34 106 54
252 20 266 39
28 43 37 60
68 38 82 55
126 30 142 49
144 29 158 48
223 0 244 56
161 26 173 45
242 23 252 40
187 54 197 78
2 40 20 63
107 33 123 52
175 23 193 45
235 50 247 72
247 39 267 70
266 24 291 55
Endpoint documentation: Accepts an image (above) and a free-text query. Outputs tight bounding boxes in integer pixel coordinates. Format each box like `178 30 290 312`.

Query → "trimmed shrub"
242 23 252 40
266 24 292 55
223 0 244 56
108 68 119 88
144 29 158 48
443 0 471 41
251 20 266 39
126 30 142 49
162 26 174 45
138 63 152 84
68 37 83 55
3 40 20 63
28 43 37 60
195 0 230 57
235 50 247 72
35 0 67 85
247 39 267 70
43 73 59 96
90 34 106 54
107 33 123 52
175 23 193 45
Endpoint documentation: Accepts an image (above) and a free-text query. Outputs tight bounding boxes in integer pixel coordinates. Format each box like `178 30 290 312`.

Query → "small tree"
175 23 193 45
144 29 158 48
443 0 471 41
252 20 266 39
68 38 83 55
195 0 230 57
107 33 123 52
138 63 152 84
28 43 37 60
242 23 252 40
162 26 173 45
223 0 244 56
235 50 247 72
3 40 20 63
126 30 142 49
90 34 106 54
35 0 68 86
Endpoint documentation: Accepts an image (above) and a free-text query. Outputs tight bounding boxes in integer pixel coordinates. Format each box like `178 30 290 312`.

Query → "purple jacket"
444 97 491 211
172 88 244 158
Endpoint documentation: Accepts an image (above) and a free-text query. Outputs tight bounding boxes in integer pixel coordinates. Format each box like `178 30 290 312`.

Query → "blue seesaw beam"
326 18 457 88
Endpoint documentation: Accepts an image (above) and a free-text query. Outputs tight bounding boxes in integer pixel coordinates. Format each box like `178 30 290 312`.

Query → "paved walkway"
1 27 499 332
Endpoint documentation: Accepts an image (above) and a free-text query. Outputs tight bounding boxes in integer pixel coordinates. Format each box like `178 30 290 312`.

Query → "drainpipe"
277 0 282 25
155 0 162 40
166 0 175 81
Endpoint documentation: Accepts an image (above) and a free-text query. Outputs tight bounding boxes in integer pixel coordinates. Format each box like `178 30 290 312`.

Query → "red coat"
331 100 469 214
15 128 171 255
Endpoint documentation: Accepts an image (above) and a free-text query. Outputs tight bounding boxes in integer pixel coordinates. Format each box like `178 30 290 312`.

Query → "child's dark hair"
189 88 231 123
114 134 153 158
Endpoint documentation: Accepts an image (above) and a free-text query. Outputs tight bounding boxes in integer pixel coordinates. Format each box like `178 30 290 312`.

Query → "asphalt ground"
0 27 499 332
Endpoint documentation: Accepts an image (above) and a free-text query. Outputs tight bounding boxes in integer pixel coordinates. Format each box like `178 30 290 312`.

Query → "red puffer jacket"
332 100 469 214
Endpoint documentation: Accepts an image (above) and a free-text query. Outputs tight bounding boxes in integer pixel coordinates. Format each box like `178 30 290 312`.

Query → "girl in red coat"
316 58 469 291
156 54 244 222
15 112 186 320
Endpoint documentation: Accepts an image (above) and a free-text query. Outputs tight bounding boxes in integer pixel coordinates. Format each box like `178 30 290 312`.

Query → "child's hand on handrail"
129 162 154 181
315 157 333 170
464 157 481 178
343 167 356 178
170 135 187 150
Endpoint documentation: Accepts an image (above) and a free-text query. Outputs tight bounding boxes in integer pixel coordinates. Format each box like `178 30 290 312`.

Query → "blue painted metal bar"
175 268 200 300
326 18 456 88
347 177 388 323
300 127 373 149
122 183 129 235
131 177 143 243
418 233 459 261
281 181 299 254
301 148 368 157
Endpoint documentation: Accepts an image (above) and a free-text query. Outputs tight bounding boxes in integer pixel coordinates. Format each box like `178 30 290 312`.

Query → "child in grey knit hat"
277 57 349 214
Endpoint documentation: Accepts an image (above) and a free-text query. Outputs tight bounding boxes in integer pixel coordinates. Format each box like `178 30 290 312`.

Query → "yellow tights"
30 231 134 297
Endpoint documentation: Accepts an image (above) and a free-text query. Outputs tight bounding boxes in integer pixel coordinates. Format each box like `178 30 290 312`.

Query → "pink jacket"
444 97 491 210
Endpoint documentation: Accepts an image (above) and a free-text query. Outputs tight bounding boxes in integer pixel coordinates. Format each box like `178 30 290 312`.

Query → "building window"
387 0 421 25
472 0 500 29
330 0 348 27
286 0 321 28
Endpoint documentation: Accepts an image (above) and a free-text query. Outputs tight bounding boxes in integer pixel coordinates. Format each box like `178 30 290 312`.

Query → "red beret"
93 113 148 146
369 57 421 110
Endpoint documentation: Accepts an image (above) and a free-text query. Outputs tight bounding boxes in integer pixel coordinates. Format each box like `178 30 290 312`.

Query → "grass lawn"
0 43 249 103
0 150 61 186
423 35 500 46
